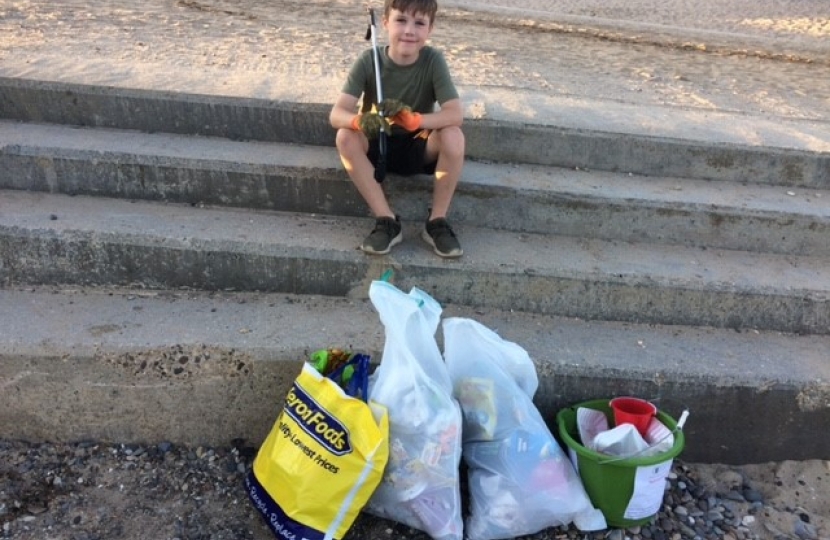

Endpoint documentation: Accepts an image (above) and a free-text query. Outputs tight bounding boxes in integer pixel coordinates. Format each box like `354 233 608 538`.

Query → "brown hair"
383 0 438 24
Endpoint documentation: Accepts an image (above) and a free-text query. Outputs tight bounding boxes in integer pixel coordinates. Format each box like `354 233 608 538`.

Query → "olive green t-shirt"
342 45 459 119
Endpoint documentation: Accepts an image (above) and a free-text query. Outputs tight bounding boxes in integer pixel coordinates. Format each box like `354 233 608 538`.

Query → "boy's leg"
422 126 465 258
335 128 402 254
425 126 464 219
335 128 395 218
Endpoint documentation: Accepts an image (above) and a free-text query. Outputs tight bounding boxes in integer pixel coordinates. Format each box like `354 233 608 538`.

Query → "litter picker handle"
368 10 384 103
367 8 387 182
375 132 387 182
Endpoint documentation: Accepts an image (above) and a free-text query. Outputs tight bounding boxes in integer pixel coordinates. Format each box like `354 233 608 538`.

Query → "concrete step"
3 121 830 257
1 5 828 469
2 189 830 334
2 285 829 464
2 77 828 188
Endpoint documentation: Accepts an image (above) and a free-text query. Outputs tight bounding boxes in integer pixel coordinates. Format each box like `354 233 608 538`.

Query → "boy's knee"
335 128 365 155
438 126 465 157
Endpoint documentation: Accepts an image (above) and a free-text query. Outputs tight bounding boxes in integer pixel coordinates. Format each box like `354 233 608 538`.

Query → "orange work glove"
391 109 422 132
380 99 422 132
350 106 390 140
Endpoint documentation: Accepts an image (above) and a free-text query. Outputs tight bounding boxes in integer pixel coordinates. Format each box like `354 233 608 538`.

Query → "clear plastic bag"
365 281 464 540
443 317 605 540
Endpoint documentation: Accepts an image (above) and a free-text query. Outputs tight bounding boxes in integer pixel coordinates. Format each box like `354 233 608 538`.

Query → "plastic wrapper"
443 317 606 540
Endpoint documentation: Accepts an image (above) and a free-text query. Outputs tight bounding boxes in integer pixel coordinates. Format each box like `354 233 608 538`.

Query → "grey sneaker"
361 216 403 255
422 217 463 258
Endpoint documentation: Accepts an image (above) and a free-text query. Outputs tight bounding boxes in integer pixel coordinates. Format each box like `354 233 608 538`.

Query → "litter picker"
365 8 387 182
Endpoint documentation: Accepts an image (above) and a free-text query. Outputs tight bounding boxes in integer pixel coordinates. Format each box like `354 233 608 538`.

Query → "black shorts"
367 132 437 176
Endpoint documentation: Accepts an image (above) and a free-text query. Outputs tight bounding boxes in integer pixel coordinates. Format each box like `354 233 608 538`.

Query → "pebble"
794 520 818 540
743 488 764 503
0 439 814 540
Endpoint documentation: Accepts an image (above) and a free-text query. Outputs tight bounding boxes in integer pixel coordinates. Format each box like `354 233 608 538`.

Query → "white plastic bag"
443 318 605 540
365 281 464 540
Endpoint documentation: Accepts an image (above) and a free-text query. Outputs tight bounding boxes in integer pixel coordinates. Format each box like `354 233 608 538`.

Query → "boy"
329 0 465 258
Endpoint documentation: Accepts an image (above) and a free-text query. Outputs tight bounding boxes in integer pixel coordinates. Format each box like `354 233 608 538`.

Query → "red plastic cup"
610 397 657 436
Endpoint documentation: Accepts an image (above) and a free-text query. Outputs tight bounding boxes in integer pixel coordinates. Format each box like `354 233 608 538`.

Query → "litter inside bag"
444 317 606 540
365 281 464 540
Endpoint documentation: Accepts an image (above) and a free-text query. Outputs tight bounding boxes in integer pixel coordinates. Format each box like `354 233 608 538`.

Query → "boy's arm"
417 98 463 131
330 93 361 130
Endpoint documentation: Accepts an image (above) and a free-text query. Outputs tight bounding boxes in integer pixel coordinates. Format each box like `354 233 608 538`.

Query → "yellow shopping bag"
246 362 389 540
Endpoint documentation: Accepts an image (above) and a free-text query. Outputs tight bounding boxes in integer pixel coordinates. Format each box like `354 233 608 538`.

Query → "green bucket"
556 399 685 528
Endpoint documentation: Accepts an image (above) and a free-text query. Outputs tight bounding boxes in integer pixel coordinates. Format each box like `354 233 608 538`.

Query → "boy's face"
383 8 433 62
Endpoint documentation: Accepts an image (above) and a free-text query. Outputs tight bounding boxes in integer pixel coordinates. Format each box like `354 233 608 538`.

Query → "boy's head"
383 0 438 26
